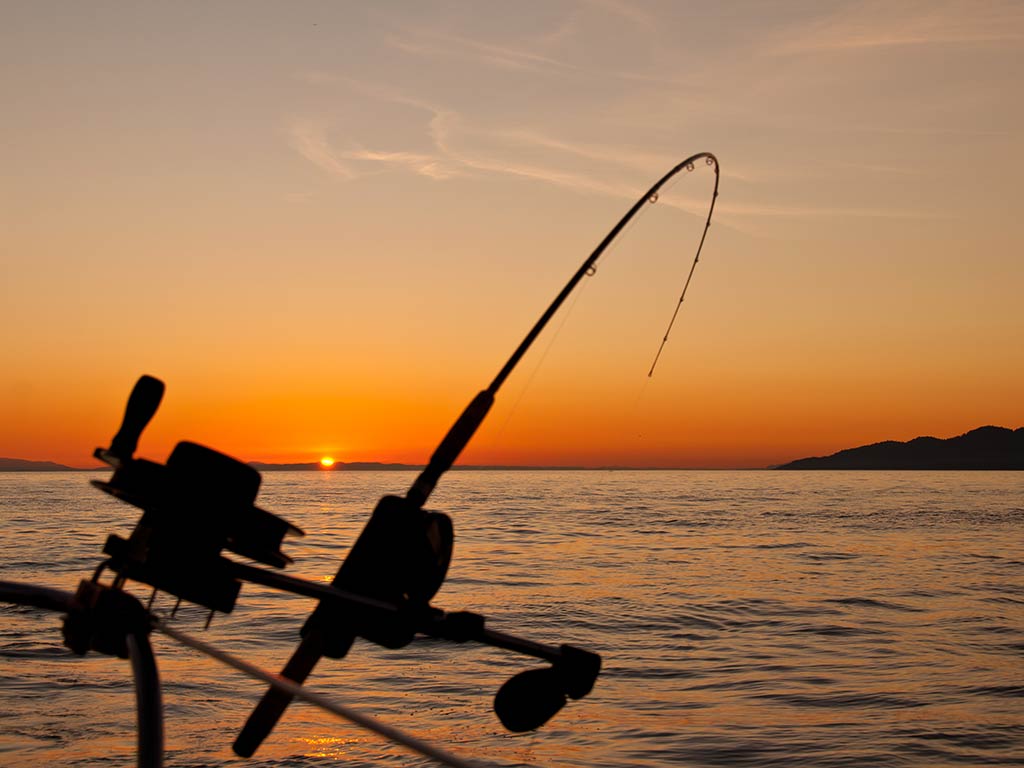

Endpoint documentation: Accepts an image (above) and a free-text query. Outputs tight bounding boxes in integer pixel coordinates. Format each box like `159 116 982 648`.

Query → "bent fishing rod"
235 151 720 755
0 153 719 768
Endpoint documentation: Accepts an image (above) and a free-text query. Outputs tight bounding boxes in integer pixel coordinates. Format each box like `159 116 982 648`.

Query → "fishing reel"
66 375 595 755
299 493 454 655
91 375 303 613
90 377 597 751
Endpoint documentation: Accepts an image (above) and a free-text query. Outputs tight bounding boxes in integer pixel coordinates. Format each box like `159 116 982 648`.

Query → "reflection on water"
299 735 367 760
1 470 1022 767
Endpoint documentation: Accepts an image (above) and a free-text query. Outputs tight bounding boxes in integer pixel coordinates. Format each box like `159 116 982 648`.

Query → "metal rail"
0 580 164 768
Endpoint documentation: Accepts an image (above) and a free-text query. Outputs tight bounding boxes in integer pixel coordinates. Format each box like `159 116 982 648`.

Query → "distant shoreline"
0 457 754 472
776 426 1023 470
3 464 1023 473
6 425 1022 472
0 461 756 472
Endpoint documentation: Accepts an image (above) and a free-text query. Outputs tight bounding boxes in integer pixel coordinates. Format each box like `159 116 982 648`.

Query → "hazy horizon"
4 423 1020 472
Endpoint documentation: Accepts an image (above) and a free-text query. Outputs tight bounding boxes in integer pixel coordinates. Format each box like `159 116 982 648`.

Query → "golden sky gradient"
2 1 1022 468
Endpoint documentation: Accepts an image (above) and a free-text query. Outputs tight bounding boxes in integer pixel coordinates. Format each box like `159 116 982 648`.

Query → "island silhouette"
777 426 1024 470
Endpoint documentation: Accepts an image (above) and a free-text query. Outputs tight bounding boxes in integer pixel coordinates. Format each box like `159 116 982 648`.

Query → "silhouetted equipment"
233 493 455 756
2 153 721 766
63 579 151 658
0 578 167 768
237 152 718 755
84 375 605 762
495 668 567 732
494 644 601 732
103 374 164 465
92 376 304 613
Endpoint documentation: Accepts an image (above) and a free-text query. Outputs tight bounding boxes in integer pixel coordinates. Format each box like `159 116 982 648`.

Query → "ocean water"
1 470 1022 767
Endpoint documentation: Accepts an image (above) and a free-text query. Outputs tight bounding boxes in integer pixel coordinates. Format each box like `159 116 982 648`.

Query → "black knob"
109 375 165 461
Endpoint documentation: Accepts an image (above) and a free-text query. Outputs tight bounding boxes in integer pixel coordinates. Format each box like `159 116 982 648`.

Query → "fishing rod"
235 151 720 755
0 153 719 767
409 151 719 507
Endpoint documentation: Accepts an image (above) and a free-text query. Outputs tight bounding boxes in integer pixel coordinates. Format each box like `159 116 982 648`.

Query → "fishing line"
484 154 719 401
497 160 718 455
155 621 491 768
483 167 705 448
493 207 649 442
487 275 592 445
647 156 719 378
617 167 714 446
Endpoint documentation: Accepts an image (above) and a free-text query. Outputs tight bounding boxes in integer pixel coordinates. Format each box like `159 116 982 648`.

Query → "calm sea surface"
1 470 1022 767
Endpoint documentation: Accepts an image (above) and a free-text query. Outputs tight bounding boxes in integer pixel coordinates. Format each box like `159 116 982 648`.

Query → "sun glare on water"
319 457 335 468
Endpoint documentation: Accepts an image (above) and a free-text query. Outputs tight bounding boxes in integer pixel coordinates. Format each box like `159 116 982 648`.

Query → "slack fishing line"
489 153 720 396
647 161 719 378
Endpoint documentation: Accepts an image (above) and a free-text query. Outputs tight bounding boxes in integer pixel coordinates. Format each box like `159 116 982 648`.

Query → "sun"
319 457 335 468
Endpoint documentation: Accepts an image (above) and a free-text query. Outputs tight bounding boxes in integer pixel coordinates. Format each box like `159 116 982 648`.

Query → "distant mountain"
0 457 77 471
777 426 1024 470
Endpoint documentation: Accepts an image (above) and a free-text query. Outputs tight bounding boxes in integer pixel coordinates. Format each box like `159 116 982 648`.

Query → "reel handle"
100 375 165 463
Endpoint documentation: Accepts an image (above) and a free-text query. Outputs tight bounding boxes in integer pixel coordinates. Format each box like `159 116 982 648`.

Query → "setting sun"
319 457 335 468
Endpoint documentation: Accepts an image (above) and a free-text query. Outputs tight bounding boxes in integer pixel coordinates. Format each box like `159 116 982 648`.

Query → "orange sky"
2 2 1023 468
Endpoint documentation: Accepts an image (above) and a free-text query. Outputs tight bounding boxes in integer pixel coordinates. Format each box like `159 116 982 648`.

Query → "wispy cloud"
288 119 357 180
345 148 462 180
287 118 465 181
389 31 581 75
716 201 942 219
575 0 657 32
386 8 696 88
288 97 934 227
287 71 932 228
287 91 641 193
774 0 1024 54
424 108 647 198
290 75 724 187
492 129 670 173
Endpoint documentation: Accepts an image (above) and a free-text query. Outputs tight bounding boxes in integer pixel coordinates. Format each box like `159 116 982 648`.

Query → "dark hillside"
777 426 1024 470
